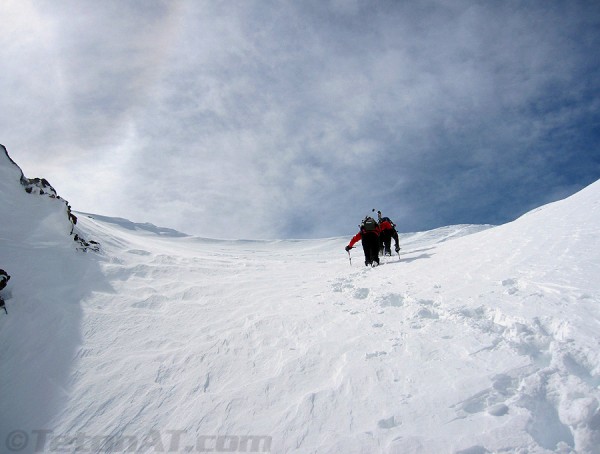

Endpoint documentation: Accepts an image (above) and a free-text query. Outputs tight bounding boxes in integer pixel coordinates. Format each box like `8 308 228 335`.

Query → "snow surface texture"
1 148 600 453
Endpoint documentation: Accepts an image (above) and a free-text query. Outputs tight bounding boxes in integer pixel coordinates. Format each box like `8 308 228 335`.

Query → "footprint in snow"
131 294 167 311
502 278 522 295
353 288 370 299
377 416 398 429
377 293 404 308
416 307 438 319
331 277 354 293
452 372 519 419
455 447 490 454
366 351 387 359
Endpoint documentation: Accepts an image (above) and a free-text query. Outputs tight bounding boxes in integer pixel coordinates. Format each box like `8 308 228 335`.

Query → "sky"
1 0 599 239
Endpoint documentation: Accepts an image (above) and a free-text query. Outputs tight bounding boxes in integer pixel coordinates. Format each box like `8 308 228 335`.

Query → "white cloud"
1 0 599 238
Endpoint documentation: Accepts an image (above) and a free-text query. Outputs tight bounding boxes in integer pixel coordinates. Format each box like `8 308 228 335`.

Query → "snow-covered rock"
0 144 96 250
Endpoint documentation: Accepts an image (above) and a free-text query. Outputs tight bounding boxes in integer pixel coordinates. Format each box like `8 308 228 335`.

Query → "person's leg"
392 229 400 252
384 234 392 255
361 240 371 266
367 233 380 265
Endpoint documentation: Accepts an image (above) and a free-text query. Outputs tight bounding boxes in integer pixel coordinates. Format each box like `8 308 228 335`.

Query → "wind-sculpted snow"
1 167 600 452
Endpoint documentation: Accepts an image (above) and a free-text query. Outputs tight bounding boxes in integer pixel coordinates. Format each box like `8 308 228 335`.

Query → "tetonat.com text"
4 429 272 453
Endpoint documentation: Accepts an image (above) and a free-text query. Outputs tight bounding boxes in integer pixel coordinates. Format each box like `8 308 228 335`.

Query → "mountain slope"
1 146 599 453
0 145 104 444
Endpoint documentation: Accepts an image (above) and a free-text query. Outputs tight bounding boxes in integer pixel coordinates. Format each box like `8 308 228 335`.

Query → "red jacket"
379 220 394 231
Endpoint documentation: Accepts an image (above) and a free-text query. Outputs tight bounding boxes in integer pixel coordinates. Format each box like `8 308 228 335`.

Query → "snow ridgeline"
1 147 600 453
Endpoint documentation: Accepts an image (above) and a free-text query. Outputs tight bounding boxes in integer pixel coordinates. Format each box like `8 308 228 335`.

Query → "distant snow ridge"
77 212 189 237
0 144 98 252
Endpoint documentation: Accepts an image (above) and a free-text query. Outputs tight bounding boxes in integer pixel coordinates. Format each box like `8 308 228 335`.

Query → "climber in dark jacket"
345 217 381 266
376 211 400 256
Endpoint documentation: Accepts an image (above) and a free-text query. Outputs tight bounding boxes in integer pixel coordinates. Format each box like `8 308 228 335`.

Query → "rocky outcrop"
0 144 99 252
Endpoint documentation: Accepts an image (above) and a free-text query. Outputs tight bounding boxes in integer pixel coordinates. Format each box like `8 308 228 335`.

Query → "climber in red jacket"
345 216 381 267
376 211 400 256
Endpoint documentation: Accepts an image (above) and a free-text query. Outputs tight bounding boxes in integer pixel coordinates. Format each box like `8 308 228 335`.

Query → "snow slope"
0 146 103 445
1 147 600 453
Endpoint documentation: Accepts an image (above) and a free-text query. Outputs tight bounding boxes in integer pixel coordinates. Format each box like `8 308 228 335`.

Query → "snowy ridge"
76 212 189 238
1 146 600 453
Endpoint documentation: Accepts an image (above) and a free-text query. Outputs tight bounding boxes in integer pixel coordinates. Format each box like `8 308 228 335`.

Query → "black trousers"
362 232 380 265
380 229 399 254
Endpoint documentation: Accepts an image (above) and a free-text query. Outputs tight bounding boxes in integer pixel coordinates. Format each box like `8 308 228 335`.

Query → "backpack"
361 217 378 233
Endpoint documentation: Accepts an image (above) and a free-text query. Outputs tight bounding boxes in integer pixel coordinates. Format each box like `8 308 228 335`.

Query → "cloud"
1 0 599 238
